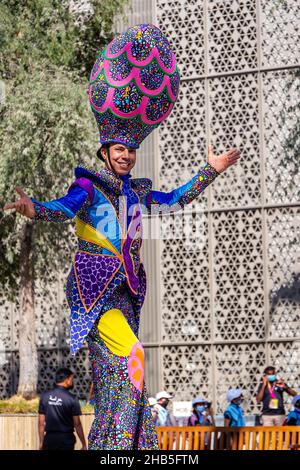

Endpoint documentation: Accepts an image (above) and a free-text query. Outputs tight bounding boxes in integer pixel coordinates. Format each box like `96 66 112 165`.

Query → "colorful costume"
31 25 219 449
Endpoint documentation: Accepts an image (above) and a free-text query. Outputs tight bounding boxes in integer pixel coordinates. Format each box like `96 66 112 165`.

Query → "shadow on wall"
269 273 300 337
270 273 300 310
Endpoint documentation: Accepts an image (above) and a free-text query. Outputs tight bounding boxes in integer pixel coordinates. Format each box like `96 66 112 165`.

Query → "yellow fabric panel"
98 308 138 356
75 217 120 258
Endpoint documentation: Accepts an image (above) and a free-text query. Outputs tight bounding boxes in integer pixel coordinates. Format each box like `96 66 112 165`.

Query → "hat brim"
100 138 140 150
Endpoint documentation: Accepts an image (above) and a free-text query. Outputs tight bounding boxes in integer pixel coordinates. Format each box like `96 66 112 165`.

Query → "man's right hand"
3 187 35 219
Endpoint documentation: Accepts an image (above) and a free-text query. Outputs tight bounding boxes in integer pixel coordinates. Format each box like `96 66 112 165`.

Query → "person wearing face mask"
148 397 159 425
188 397 215 427
285 395 300 426
38 368 86 450
155 391 177 427
224 388 245 427
256 366 297 426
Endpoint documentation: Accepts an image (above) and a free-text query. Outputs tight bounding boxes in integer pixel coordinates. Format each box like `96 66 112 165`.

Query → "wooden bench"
0 415 299 450
156 426 300 450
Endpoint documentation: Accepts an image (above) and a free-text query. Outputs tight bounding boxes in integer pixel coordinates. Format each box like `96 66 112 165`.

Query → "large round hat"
89 24 180 149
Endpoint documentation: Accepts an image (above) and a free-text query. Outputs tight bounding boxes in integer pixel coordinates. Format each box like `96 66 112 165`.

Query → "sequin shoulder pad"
130 177 152 197
74 165 152 197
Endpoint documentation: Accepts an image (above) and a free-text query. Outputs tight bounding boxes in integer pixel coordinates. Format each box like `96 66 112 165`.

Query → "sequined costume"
31 162 219 449
30 23 220 450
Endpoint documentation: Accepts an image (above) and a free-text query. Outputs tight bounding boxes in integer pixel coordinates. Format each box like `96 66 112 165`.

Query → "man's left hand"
208 144 240 174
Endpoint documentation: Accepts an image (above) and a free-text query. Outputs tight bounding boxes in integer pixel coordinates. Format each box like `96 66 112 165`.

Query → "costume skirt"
87 281 159 450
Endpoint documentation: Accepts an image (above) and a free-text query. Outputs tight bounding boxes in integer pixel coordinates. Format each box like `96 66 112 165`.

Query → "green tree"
0 0 128 399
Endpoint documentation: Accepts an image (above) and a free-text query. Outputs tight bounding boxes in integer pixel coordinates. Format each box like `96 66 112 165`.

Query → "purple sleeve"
68 177 94 203
189 414 198 426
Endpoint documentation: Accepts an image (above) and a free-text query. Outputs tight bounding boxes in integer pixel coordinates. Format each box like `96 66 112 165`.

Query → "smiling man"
3 24 240 450
98 143 137 175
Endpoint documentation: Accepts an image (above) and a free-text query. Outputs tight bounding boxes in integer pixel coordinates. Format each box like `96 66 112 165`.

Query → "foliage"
0 395 94 414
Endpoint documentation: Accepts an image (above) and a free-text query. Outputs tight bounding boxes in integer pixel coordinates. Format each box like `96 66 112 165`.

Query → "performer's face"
159 398 169 408
102 143 136 176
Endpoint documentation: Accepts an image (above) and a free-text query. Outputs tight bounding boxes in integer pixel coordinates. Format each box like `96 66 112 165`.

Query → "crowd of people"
148 366 300 428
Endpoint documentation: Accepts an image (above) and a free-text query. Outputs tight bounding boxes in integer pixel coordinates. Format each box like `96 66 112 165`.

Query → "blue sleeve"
32 186 91 223
144 162 219 215
286 412 297 425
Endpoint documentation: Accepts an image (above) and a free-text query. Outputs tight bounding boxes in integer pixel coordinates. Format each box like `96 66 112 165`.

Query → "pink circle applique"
128 341 144 392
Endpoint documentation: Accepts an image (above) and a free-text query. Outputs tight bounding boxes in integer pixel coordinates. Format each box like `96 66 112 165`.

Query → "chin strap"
106 145 117 175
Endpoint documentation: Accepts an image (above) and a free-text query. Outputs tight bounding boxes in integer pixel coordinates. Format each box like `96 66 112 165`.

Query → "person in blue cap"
224 388 245 427
188 396 215 427
285 394 300 426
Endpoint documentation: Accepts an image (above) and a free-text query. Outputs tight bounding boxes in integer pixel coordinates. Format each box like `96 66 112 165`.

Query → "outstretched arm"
3 178 94 222
143 145 240 215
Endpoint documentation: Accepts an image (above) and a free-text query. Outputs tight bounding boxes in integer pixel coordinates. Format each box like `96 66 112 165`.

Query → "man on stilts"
4 24 240 449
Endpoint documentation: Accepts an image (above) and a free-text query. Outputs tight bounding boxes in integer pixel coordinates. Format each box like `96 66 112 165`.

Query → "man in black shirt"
38 368 87 450
256 365 297 426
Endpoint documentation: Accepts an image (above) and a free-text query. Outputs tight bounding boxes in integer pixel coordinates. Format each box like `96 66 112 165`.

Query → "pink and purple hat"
89 24 180 149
